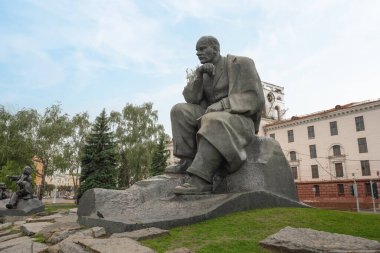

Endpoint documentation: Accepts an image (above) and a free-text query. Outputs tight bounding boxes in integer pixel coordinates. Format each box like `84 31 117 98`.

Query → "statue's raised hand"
196 63 215 76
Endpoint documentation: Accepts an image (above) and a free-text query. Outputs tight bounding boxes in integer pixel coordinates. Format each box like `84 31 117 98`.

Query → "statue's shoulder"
226 54 254 65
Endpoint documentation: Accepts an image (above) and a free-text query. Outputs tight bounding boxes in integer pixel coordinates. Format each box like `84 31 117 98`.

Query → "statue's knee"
170 103 188 118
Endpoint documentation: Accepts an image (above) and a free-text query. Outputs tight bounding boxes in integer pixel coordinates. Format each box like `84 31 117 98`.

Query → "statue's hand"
196 63 215 76
205 101 223 114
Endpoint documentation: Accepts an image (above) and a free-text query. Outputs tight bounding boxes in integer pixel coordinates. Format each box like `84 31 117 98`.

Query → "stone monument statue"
77 36 306 233
166 35 265 194
0 165 44 216
6 166 34 209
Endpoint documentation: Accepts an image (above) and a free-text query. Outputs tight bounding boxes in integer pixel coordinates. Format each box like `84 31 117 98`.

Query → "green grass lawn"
141 207 380 253
44 203 76 213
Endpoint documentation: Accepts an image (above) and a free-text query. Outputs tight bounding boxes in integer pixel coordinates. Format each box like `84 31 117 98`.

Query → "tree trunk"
38 160 47 200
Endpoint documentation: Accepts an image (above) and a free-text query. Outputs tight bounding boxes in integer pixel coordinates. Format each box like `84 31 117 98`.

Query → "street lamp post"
352 173 360 212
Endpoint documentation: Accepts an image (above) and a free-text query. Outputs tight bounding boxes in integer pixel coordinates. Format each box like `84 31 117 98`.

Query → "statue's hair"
198 36 220 53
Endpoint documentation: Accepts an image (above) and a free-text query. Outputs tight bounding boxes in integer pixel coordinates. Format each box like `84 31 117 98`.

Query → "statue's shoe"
173 182 212 195
165 159 192 174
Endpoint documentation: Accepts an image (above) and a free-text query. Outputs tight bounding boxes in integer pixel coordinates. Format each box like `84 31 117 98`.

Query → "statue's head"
196 36 220 64
23 166 33 175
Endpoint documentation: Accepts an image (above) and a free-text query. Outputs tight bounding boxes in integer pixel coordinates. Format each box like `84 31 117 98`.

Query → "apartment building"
263 99 380 209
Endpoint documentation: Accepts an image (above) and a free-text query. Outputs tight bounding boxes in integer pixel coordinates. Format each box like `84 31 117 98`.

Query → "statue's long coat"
183 54 265 172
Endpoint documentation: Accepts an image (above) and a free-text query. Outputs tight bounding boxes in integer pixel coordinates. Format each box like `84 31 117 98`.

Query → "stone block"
20 222 53 236
48 230 75 244
47 229 94 253
59 242 88 253
39 221 81 241
92 226 106 238
77 237 156 253
26 213 63 223
0 198 44 216
111 227 169 240
0 233 21 243
0 236 33 251
1 241 48 253
260 226 380 252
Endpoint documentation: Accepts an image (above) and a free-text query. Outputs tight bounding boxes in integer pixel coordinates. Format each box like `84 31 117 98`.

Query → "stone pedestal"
0 198 45 216
78 136 308 233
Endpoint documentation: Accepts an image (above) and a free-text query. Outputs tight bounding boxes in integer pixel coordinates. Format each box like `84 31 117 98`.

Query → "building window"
290 151 297 161
288 130 294 143
365 182 372 196
332 145 341 156
307 126 315 139
361 160 371 176
337 184 345 196
269 133 275 139
358 138 368 153
355 116 365 131
335 163 344 177
309 145 317 158
311 165 319 178
291 166 298 179
330 121 338 136
313 185 320 197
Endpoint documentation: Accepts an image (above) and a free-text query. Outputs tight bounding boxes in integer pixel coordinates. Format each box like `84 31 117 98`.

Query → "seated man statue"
6 166 34 209
166 35 265 194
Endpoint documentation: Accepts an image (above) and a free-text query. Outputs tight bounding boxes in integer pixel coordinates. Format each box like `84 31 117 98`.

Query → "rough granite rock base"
0 198 44 216
260 226 380 252
78 137 308 233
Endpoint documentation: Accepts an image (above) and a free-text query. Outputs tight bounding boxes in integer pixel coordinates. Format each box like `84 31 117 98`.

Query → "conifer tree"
78 109 117 200
151 133 169 176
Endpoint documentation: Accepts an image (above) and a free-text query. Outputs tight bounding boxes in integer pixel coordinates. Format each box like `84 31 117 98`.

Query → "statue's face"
196 39 218 64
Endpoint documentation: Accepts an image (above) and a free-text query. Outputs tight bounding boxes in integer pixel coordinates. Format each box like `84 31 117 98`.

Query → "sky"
1 0 379 135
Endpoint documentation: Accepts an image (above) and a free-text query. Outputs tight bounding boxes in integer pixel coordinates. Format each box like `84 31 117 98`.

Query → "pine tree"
78 109 117 200
151 133 169 176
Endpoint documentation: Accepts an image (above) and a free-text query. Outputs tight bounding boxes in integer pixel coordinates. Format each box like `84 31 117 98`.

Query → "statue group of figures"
0 166 35 209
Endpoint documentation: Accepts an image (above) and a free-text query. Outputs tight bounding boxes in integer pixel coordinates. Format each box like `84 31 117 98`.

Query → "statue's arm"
227 56 265 116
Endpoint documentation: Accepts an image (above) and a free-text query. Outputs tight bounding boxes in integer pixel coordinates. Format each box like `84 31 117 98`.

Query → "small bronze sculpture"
6 166 34 209
166 36 265 194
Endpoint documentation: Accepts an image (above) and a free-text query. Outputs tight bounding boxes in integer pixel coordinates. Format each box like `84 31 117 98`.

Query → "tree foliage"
110 102 166 188
0 105 75 198
56 112 90 198
0 107 37 179
151 133 169 176
78 109 117 200
32 104 73 200
1 102 169 197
